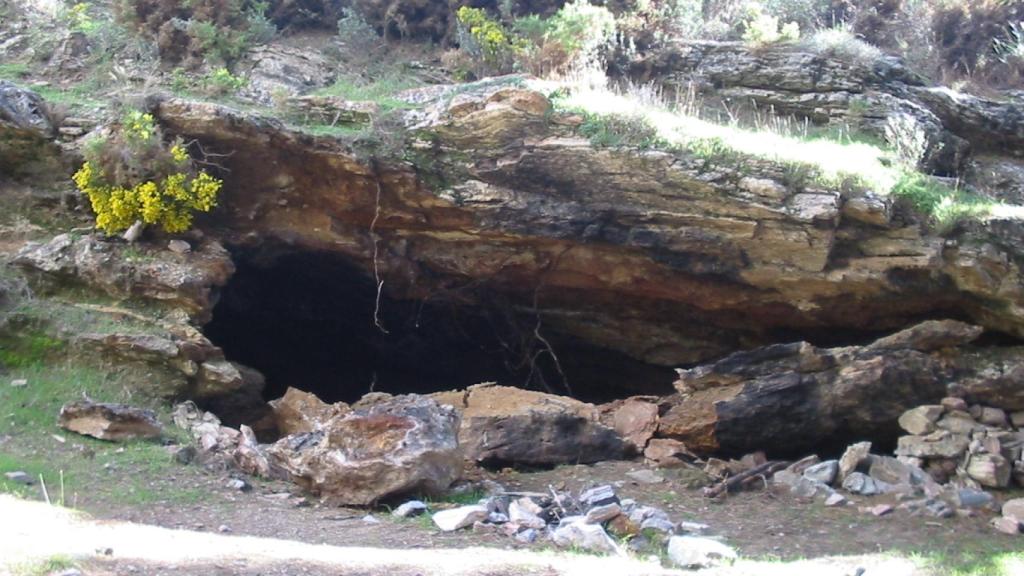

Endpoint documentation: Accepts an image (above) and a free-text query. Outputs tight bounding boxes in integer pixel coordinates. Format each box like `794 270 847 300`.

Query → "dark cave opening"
203 247 675 406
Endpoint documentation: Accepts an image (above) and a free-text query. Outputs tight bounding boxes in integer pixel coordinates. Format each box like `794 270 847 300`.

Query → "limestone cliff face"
146 76 1024 376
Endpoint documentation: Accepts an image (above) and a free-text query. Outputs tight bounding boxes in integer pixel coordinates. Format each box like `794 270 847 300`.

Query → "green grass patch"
891 172 993 230
31 84 104 112
0 62 31 80
0 361 211 507
550 80 1023 230
10 555 79 576
314 71 421 112
909 548 1024 576
0 331 64 369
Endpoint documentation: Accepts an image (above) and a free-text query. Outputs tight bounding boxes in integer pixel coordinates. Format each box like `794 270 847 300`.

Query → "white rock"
509 500 547 529
432 505 489 532
392 500 428 518
666 536 738 569
168 239 192 254
550 520 620 553
10 379 27 388
1002 498 1024 524
3 471 31 485
802 460 839 485
824 493 847 507
677 521 710 534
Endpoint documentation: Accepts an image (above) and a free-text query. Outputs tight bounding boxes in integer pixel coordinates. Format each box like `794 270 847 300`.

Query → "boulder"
979 407 1009 428
550 520 620 554
666 536 738 569
57 400 163 441
991 517 1021 535
898 405 943 435
432 505 489 532
643 438 693 467
432 383 629 466
896 431 970 459
936 412 981 435
392 500 427 518
0 80 62 178
508 499 546 530
585 503 622 524
838 442 872 483
965 453 1011 488
1003 499 1024 524
660 321 1004 454
842 472 885 496
600 397 659 452
267 394 462 506
269 387 349 436
803 460 839 486
233 425 272 478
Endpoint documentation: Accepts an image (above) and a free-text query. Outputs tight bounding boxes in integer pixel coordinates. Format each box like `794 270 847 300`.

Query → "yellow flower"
170 144 189 164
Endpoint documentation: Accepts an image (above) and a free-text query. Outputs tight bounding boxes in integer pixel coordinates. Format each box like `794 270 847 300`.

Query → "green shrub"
337 7 381 54
201 67 247 95
743 10 801 46
803 26 884 67
578 112 665 150
72 111 222 235
115 0 273 66
454 1 615 78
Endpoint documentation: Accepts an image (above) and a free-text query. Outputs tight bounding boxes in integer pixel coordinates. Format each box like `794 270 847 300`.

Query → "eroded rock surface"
432 383 630 466
659 320 1024 454
14 234 234 323
267 394 461 505
146 80 1024 390
58 400 163 441
0 80 63 178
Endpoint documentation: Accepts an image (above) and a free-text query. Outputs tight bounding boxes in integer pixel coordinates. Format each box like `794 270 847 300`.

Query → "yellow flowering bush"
72 111 222 235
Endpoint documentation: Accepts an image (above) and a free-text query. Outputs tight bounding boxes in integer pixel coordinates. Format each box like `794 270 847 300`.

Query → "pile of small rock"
768 397 1024 535
396 484 737 569
894 398 1022 489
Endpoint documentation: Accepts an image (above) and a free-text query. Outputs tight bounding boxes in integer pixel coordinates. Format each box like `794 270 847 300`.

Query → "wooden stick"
39 474 50 505
59 470 65 507
703 461 789 498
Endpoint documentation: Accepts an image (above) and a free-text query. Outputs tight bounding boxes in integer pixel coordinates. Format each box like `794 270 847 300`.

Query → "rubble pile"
412 483 737 569
762 397 1024 535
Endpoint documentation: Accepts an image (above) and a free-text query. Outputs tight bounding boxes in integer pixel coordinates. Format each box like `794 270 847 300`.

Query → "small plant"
72 110 222 235
337 7 381 54
804 27 884 67
201 67 247 96
63 2 99 35
578 112 665 150
891 172 991 231
743 10 800 46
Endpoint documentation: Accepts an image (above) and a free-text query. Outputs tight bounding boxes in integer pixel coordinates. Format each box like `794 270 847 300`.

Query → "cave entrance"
203 247 674 406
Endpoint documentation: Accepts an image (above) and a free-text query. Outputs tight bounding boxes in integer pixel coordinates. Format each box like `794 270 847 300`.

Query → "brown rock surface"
658 320 1016 454
143 80 1024 391
267 394 461 505
58 400 163 441
433 383 630 466
269 387 350 436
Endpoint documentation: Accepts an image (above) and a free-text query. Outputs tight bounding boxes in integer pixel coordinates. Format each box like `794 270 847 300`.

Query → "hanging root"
369 168 389 334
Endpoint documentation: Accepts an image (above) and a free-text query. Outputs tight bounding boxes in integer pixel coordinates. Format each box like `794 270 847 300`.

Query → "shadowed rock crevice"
203 246 675 405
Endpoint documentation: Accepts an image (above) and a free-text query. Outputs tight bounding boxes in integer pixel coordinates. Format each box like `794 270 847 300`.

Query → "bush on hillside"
73 111 222 235
114 0 275 66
